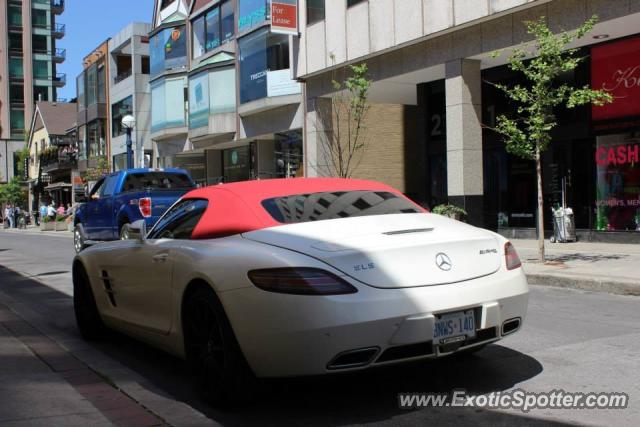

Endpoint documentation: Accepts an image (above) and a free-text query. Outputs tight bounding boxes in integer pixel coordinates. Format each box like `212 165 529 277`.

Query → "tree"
0 178 27 206
489 16 612 262
316 60 372 178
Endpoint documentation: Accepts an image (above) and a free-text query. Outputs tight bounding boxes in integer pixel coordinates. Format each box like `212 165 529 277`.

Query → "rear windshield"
122 172 194 192
261 190 422 224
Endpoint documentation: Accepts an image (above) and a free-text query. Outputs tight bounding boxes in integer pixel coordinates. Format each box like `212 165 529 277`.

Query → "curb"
526 273 640 296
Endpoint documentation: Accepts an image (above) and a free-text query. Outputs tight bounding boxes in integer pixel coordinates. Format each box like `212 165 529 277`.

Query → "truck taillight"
139 197 152 218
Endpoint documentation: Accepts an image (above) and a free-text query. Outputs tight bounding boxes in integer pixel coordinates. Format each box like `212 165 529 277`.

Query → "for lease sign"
271 0 298 35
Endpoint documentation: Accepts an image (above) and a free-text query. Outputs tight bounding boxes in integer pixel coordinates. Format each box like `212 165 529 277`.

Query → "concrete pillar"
304 97 333 178
445 59 484 226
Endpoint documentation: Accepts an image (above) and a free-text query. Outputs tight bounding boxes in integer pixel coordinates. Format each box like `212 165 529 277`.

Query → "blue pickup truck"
73 168 195 253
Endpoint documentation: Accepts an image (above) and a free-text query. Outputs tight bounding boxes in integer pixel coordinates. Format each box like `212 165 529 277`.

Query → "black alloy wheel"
183 287 255 406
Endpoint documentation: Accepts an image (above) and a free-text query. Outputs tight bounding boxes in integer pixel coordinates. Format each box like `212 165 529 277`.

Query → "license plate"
433 310 476 344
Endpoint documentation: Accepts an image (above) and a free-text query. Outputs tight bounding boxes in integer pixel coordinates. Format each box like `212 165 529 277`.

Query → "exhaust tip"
501 317 521 336
327 347 379 370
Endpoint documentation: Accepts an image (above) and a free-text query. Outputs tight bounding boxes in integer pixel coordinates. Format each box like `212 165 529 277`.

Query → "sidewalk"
512 239 640 296
1 225 72 238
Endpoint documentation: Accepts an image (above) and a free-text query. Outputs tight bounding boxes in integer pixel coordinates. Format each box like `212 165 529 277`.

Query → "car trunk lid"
243 213 502 288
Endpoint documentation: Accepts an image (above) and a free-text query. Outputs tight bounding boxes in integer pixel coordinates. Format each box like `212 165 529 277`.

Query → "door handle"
152 253 169 263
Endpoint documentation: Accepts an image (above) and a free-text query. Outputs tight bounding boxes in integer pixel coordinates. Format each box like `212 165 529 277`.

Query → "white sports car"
73 178 528 403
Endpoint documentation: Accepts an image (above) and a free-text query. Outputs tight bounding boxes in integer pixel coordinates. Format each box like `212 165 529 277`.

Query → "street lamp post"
121 114 136 169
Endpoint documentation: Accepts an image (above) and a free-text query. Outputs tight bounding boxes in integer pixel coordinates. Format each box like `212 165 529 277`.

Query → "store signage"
267 69 301 97
595 144 640 166
271 0 298 35
591 37 640 121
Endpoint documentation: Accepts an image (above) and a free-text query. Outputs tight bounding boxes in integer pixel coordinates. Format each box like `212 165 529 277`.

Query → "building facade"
108 22 152 171
296 0 640 241
26 100 76 212
149 0 304 185
0 0 66 183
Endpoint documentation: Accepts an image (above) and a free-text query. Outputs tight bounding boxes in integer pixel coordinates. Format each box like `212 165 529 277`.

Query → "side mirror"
125 219 147 242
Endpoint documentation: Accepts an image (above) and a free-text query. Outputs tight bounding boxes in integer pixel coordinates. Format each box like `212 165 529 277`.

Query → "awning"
44 182 72 191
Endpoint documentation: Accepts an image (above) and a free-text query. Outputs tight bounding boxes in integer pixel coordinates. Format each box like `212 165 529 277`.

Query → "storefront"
421 35 640 239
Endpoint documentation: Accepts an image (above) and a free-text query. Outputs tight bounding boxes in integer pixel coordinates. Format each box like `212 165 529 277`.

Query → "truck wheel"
119 221 130 240
74 224 86 254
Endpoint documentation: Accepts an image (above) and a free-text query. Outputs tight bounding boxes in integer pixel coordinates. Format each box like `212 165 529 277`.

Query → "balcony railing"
53 73 66 87
40 150 75 173
53 48 66 62
52 0 65 14
52 23 65 38
114 69 133 84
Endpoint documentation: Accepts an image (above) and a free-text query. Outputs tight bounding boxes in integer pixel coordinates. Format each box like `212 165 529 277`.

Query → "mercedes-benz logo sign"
435 253 452 271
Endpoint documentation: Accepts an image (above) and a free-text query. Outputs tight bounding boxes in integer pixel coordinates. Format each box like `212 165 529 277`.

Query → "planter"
67 222 74 232
55 221 68 231
40 222 55 231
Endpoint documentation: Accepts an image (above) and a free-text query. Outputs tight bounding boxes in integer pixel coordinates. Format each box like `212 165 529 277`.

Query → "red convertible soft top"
184 178 417 240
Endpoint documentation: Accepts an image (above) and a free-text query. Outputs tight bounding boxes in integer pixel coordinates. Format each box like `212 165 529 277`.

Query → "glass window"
347 0 366 6
221 1 234 43
32 35 47 53
9 33 23 53
97 64 106 103
307 0 325 25
239 29 268 103
10 84 24 103
160 0 176 9
89 178 105 198
77 125 86 160
8 6 22 26
122 172 194 192
262 191 422 224
34 86 48 102
147 199 208 240
10 109 24 136
87 120 105 158
9 57 23 78
111 96 133 137
32 9 48 27
151 77 186 132
239 0 268 32
223 146 251 182
150 25 186 78
595 133 640 232
33 60 49 79
101 175 119 197
192 15 206 58
210 68 236 113
86 65 97 106
239 30 290 103
77 73 85 109
205 8 221 51
141 56 150 74
189 72 209 129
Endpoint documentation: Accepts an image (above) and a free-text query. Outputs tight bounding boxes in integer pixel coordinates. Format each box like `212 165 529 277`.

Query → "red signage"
595 144 640 166
591 37 640 121
271 0 298 35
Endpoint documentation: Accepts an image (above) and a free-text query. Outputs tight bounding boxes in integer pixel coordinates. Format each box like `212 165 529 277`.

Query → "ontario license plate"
433 310 476 344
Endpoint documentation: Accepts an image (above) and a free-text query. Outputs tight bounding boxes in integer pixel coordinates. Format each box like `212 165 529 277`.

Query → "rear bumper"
220 268 529 378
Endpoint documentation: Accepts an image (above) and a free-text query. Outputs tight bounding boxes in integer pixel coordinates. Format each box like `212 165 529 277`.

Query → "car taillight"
248 268 357 295
139 197 152 218
505 242 522 270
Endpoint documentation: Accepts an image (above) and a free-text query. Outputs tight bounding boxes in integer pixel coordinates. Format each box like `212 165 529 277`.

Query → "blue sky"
57 0 155 100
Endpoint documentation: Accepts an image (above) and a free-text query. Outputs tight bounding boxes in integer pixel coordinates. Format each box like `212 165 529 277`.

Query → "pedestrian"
66 203 73 216
56 204 65 217
47 203 56 220
14 206 21 228
6 204 15 229
39 203 47 223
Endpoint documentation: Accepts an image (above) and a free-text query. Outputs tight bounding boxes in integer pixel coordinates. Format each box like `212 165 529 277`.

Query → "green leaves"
489 15 612 159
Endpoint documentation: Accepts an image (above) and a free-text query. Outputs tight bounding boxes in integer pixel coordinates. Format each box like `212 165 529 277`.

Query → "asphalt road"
0 230 638 426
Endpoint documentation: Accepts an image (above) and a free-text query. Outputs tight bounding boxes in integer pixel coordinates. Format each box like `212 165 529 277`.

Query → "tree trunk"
535 147 545 263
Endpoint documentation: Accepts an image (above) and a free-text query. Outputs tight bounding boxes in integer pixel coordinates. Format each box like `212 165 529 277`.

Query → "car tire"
73 264 105 341
119 221 130 240
74 224 86 254
183 286 255 406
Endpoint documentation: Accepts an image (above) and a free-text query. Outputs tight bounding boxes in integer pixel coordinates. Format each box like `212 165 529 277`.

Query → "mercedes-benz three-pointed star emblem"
435 253 452 271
